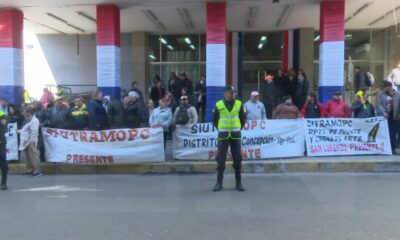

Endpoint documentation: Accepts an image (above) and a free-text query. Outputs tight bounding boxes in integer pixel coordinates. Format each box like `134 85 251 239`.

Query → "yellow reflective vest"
216 100 242 132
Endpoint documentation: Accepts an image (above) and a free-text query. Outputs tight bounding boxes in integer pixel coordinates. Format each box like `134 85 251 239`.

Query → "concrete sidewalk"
9 155 400 175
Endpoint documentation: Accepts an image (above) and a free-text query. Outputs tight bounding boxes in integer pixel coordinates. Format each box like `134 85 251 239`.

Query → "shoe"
0 184 8 190
236 182 245 192
22 171 33 175
33 173 44 177
213 182 223 192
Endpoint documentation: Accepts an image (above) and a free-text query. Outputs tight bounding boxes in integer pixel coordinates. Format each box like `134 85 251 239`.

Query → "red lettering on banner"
141 128 150 140
255 148 261 159
80 131 88 142
260 120 266 129
116 130 126 141
68 154 114 164
128 129 138 141
251 120 257 130
101 130 116 142
60 130 69 139
89 131 100 142
70 131 79 141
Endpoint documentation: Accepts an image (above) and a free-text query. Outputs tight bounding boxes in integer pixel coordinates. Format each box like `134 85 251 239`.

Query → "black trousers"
216 132 242 178
265 104 274 119
0 145 8 175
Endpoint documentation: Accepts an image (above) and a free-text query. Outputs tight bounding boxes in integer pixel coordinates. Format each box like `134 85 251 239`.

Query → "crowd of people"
2 66 400 175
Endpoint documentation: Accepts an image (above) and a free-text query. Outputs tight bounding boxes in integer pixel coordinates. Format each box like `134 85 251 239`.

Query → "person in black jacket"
168 72 182 102
107 96 123 129
354 66 368 92
150 78 166 108
351 91 376 118
0 110 8 190
294 69 309 110
88 89 108 130
122 92 145 129
179 73 194 105
260 74 277 119
70 97 89 130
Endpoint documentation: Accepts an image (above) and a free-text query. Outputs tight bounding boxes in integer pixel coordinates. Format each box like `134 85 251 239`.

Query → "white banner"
43 127 165 164
304 117 392 157
6 123 18 160
173 120 305 160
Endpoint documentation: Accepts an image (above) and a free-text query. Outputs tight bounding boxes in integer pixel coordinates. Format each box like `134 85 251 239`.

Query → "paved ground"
1 173 400 240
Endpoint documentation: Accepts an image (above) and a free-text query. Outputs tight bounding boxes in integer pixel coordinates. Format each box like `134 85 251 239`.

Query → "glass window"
148 34 161 62
243 32 282 61
160 34 199 62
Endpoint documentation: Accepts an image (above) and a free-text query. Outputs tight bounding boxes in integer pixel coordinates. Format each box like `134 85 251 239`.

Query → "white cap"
128 91 139 98
251 91 259 97
103 95 111 101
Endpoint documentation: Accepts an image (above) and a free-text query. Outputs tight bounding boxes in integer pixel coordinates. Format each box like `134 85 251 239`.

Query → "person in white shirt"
387 61 400 90
19 106 43 177
244 91 266 120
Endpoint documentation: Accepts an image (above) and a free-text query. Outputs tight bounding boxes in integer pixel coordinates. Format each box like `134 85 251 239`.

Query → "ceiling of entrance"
0 0 399 34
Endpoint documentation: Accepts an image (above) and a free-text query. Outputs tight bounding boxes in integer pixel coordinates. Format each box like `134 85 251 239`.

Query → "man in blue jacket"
88 90 108 131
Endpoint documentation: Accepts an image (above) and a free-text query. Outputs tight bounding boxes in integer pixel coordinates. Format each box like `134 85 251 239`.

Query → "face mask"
298 76 304 81
200 80 204 84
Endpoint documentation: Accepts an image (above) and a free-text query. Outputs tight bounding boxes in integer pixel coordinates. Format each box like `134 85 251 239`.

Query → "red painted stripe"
96 5 120 47
227 32 233 85
206 2 226 44
282 31 289 71
0 10 23 49
320 0 345 43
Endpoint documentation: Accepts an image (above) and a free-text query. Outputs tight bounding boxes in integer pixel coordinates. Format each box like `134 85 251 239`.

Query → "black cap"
383 80 393 87
224 85 236 92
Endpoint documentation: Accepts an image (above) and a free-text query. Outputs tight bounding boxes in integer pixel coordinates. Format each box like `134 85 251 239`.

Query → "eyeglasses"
182 98 188 101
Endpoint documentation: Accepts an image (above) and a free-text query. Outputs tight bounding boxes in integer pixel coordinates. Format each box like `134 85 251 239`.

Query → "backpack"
365 72 375 87
175 107 190 124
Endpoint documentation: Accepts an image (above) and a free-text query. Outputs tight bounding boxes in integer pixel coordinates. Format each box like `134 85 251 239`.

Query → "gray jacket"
376 90 400 119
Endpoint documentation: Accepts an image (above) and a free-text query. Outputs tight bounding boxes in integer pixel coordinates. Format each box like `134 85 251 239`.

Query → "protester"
260 74 276 119
294 69 309 110
272 95 300 119
274 69 286 101
107 96 123 129
146 99 155 117
387 61 400 89
88 89 108 131
19 106 43 177
0 99 8 116
377 81 400 152
70 97 89 130
194 75 207 122
150 78 166 108
301 92 325 118
351 91 376 118
173 95 198 125
149 98 173 147
244 91 266 120
325 92 351 118
128 81 144 102
354 66 369 92
47 91 71 129
40 88 55 108
103 96 110 113
7 104 23 129
168 72 182 101
179 73 194 104
286 69 297 99
0 110 8 190
122 92 144 129
166 93 178 113
31 101 47 162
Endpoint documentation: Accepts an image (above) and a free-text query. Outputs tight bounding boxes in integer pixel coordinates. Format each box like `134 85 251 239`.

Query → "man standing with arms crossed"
212 86 247 192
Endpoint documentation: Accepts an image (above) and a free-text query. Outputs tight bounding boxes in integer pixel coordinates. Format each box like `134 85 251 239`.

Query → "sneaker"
0 184 8 190
33 173 44 177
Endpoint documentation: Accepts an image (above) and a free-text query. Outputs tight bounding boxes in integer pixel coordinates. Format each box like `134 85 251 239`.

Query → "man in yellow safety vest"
212 86 247 192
